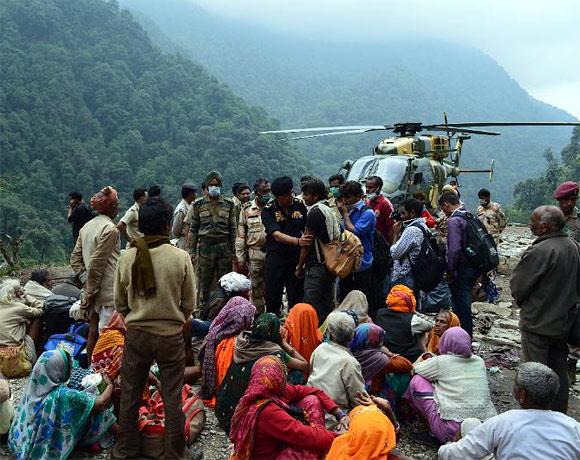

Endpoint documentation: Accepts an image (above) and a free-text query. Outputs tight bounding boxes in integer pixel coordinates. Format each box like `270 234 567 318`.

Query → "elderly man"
70 186 120 360
511 205 580 413
438 362 580 459
187 171 236 314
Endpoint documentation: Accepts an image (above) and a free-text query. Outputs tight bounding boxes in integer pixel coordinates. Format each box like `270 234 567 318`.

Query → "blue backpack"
44 323 88 359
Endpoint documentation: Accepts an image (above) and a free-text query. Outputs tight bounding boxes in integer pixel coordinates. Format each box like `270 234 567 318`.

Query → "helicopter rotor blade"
433 121 580 128
260 125 390 135
281 129 377 140
426 125 501 136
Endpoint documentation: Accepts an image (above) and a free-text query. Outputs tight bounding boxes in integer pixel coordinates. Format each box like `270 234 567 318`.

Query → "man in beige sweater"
112 196 196 460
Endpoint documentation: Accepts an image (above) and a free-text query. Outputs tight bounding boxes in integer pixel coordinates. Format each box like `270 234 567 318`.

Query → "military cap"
554 181 579 199
203 171 223 188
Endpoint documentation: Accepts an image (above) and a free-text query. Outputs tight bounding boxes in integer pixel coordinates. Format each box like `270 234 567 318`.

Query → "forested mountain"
0 0 307 263
122 0 577 206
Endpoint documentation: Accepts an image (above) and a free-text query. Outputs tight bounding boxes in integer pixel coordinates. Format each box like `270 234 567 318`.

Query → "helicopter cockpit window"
375 157 408 194
346 157 377 182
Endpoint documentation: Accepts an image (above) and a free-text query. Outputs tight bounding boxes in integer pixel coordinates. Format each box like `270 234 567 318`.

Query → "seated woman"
0 279 43 378
326 401 397 459
8 349 115 460
283 303 322 383
308 312 365 427
216 313 308 433
199 296 256 405
438 362 580 460
350 323 413 410
229 355 344 460
376 284 432 363
426 310 460 355
320 290 371 336
406 327 496 446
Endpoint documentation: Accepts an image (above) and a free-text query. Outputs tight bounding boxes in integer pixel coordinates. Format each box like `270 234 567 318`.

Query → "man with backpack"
337 181 376 315
296 178 341 323
438 191 481 337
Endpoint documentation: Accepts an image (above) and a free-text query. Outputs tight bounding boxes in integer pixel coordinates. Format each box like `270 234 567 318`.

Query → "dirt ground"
1 226 578 459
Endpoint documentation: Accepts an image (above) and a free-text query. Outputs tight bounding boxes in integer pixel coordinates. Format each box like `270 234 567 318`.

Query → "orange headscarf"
386 284 416 313
427 311 461 354
326 405 396 460
284 303 322 363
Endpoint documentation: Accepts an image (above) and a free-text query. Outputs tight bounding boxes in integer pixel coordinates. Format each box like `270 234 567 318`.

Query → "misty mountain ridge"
122 0 576 205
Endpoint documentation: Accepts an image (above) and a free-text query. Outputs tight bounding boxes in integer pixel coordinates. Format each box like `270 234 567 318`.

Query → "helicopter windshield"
375 157 408 193
347 157 376 182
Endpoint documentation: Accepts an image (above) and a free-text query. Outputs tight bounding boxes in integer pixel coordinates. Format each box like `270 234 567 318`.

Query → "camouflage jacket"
477 202 507 236
564 207 580 242
186 196 236 253
235 199 266 262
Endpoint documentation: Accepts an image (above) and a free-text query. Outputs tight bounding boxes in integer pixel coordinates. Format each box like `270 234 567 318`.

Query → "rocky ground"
1 226 578 459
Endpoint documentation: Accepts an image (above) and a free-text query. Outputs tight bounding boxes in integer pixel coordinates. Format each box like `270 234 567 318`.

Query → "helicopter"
261 118 580 208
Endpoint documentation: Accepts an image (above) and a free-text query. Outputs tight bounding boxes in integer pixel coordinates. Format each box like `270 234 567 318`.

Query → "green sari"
8 350 115 460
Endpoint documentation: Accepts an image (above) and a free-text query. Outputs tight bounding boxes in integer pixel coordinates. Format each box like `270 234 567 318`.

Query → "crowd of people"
0 173 578 460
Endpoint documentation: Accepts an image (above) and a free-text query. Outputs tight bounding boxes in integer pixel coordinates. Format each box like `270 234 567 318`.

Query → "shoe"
409 431 443 448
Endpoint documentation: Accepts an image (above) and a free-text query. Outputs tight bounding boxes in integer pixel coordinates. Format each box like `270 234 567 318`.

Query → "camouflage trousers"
248 247 266 314
197 239 232 314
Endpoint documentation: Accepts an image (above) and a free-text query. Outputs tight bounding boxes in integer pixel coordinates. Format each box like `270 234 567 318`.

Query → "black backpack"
457 211 499 274
409 223 447 293
43 294 77 340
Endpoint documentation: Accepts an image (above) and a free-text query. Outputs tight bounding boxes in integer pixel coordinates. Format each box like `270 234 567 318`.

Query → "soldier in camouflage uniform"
187 171 236 314
477 188 507 244
235 178 271 312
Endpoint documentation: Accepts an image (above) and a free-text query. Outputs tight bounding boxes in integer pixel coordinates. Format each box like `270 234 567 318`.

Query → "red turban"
90 186 119 213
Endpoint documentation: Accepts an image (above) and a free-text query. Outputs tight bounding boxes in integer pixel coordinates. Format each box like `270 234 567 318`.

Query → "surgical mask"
259 193 272 205
366 192 377 201
329 186 340 198
208 186 221 197
346 203 357 211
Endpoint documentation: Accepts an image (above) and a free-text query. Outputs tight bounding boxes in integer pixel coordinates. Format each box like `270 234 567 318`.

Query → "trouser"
197 240 231 314
248 248 266 313
520 330 569 413
113 329 186 460
405 375 460 443
423 279 452 314
450 264 479 337
265 252 303 316
339 268 375 318
303 263 336 324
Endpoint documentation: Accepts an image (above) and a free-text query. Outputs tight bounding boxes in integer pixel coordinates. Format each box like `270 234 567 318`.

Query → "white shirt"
438 409 580 460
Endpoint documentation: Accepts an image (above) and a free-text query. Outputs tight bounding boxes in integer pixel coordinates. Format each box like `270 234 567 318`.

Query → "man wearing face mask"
365 176 394 244
511 205 580 413
261 176 309 315
476 188 507 245
328 174 345 220
235 178 271 312
187 171 236 314
389 198 428 299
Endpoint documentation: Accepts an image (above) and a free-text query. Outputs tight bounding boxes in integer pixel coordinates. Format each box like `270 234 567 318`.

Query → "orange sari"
284 303 322 363
204 336 235 408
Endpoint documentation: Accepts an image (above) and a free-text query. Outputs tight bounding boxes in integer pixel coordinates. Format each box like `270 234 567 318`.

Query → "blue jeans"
450 264 479 337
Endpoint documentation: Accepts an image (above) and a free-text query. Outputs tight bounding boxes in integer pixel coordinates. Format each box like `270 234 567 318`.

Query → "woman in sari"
406 327 496 446
216 313 308 433
319 290 371 337
326 403 397 460
199 296 256 404
426 310 461 355
229 355 344 460
350 324 413 411
8 349 115 460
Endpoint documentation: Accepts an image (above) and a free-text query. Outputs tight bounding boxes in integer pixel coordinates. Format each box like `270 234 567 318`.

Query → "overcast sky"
193 0 580 119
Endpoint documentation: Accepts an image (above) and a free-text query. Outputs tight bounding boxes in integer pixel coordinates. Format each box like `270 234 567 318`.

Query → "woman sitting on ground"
376 284 432 363
426 310 460 355
229 355 345 460
216 313 309 433
308 312 365 427
199 296 256 405
0 279 43 378
350 323 413 410
283 303 322 383
406 327 496 446
8 349 116 460
320 290 371 337
438 362 580 460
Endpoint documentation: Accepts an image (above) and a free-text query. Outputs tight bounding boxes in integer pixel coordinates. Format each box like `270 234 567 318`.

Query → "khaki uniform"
120 202 143 249
477 202 507 243
564 207 580 242
171 198 191 250
187 196 236 313
235 199 267 312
